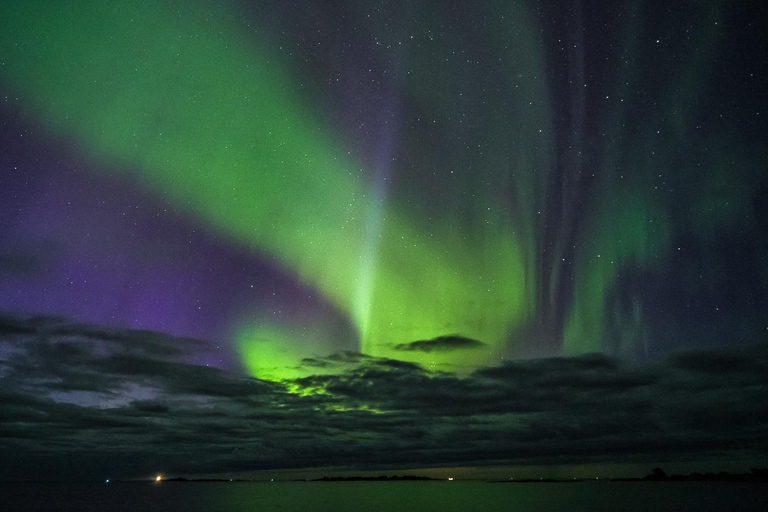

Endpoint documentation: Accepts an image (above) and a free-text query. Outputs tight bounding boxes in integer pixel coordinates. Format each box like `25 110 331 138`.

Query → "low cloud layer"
393 335 486 353
1 313 766 480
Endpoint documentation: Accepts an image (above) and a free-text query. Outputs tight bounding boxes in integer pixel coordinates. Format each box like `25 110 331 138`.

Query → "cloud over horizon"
1 313 766 481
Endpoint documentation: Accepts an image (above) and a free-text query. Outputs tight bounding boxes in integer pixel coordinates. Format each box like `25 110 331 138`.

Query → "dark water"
3 481 767 512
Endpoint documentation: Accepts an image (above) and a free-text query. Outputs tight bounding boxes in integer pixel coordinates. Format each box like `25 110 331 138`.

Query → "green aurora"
1 0 762 379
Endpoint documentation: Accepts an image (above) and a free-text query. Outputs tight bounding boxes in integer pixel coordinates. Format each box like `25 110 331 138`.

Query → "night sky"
1 0 766 480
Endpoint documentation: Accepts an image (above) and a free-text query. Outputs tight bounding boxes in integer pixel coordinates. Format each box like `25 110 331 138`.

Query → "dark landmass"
490 479 583 483
162 478 253 482
611 468 768 483
311 475 437 482
136 468 768 484
491 467 768 484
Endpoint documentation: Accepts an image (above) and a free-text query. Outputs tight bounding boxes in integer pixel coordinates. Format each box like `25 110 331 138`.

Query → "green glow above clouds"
0 0 527 376
562 0 725 357
2 0 732 378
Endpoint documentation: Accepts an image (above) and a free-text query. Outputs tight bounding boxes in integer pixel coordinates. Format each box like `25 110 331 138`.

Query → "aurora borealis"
1 0 767 481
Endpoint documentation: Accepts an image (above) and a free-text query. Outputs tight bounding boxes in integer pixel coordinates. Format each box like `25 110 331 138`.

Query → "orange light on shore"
155 475 162 482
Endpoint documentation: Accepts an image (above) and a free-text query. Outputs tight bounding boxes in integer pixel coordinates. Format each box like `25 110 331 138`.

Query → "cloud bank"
0 313 766 480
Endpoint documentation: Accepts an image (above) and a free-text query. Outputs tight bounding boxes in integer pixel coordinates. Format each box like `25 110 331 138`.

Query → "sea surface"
2 481 767 512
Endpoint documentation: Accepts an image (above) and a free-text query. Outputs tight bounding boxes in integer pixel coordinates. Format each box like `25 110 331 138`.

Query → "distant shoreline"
3 476 768 484
150 469 768 484
7 469 766 484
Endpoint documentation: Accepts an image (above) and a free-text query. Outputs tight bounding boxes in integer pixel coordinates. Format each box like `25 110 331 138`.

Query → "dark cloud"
299 350 373 369
1 313 767 480
393 335 485 353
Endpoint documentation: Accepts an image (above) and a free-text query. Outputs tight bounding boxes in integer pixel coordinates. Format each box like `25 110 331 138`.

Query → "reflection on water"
3 481 767 512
